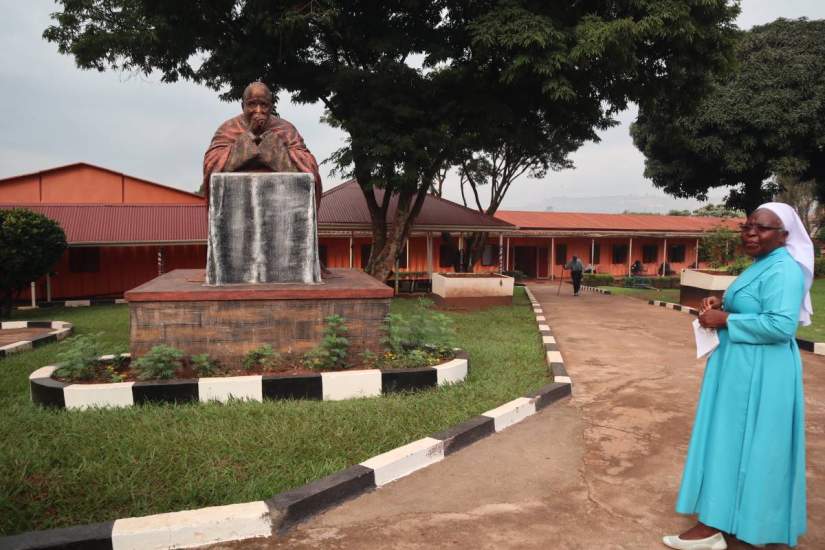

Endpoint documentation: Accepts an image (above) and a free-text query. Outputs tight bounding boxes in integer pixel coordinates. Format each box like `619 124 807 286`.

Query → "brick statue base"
125 269 392 368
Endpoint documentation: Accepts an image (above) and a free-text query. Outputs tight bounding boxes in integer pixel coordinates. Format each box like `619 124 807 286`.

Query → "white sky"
1 1 824 213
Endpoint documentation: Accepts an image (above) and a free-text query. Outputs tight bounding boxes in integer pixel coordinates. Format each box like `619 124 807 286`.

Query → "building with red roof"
1 164 737 300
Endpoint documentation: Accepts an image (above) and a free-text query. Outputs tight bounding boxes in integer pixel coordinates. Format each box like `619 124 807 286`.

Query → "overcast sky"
2 1 824 213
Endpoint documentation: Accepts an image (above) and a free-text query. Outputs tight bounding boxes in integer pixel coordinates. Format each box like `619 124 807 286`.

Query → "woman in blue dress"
663 203 814 550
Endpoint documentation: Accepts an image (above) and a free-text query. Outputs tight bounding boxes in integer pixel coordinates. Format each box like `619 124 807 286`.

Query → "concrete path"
209 286 825 549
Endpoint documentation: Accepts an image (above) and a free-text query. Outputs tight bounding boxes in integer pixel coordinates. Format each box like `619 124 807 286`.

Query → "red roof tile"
495 210 741 233
319 180 513 229
0 204 207 244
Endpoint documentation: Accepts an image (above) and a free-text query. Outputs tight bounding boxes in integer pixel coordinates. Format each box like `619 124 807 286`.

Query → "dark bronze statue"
203 82 322 207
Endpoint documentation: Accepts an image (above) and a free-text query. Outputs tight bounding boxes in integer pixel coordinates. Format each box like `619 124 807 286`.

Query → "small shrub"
358 349 379 369
815 256 825 277
303 315 350 370
132 345 184 381
191 353 219 377
110 352 129 370
384 298 455 355
242 344 278 371
582 273 614 286
726 256 752 275
54 332 103 381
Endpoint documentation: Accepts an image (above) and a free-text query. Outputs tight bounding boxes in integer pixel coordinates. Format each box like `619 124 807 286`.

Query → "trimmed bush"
582 273 615 286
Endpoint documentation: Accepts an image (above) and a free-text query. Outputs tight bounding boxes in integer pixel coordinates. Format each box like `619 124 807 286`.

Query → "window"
642 244 658 264
318 245 328 267
439 243 456 268
69 247 100 273
554 244 567 265
590 243 600 264
669 244 686 263
360 244 371 269
481 244 499 266
612 244 628 264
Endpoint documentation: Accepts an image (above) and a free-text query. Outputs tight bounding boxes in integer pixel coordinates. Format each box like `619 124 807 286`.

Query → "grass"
597 286 681 304
601 279 825 343
0 289 548 535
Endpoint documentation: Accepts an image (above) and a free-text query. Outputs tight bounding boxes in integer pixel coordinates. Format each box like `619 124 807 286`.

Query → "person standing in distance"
564 255 584 296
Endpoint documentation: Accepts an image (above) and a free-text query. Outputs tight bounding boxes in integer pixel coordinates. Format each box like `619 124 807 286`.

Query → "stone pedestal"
125 269 392 368
206 173 321 285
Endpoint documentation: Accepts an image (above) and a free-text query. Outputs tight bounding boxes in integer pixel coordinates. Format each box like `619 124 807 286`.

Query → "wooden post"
506 237 510 271
426 232 433 276
662 238 668 276
591 239 595 268
498 233 504 273
628 237 633 276
348 232 354 268
30 282 36 308
695 238 700 268
551 237 555 280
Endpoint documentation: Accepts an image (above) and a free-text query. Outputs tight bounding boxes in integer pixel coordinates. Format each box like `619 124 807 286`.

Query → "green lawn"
601 279 825 342
597 286 681 304
0 289 548 535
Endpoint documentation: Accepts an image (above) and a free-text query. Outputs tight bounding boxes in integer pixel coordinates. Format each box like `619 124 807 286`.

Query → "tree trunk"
459 231 489 272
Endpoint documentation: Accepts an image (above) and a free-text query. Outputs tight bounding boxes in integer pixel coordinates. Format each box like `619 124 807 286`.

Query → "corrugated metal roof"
319 180 514 229
495 210 741 232
0 204 208 244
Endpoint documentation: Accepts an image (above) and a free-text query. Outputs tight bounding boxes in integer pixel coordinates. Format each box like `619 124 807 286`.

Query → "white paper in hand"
692 318 720 359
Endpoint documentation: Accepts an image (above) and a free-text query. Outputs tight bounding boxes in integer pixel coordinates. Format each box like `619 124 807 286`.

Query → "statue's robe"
203 114 322 207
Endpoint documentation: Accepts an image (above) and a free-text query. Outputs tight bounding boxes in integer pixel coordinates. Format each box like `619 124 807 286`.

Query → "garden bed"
30 351 469 409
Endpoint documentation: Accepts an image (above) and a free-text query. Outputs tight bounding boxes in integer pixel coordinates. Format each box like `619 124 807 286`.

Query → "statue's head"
242 82 273 135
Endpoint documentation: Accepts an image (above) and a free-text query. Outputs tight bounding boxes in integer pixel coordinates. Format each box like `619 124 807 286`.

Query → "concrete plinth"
125 269 392 368
207 172 321 285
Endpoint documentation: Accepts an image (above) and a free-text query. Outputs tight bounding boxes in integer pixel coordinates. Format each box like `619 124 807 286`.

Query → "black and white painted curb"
579 285 612 295
4 291 572 550
30 352 470 410
22 298 128 309
647 299 825 356
0 321 73 359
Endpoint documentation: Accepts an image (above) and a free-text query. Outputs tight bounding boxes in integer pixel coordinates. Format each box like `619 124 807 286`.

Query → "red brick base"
127 269 392 367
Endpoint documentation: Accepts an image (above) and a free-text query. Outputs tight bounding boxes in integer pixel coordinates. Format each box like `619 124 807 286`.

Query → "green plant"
54 332 103 381
110 352 129 369
303 315 350 370
815 256 825 277
582 273 614 286
132 345 184 381
191 353 219 377
726 256 752 276
242 344 278 371
384 298 455 355
358 349 379 369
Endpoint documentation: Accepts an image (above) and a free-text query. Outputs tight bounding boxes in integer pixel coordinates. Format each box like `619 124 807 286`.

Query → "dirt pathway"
208 287 825 549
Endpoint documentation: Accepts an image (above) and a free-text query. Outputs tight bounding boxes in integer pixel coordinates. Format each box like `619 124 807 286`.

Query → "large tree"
46 1 738 280
0 209 67 318
632 18 825 214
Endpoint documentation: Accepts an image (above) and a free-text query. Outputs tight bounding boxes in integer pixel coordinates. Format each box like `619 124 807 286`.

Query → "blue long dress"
675 246 807 546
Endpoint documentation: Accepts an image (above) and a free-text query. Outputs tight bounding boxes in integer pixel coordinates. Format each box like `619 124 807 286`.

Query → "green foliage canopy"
45 0 739 278
0 208 67 316
632 18 825 213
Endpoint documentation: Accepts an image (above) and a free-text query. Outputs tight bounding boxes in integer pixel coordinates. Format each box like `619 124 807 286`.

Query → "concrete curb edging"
20 298 128 310
3 289 572 550
647 299 825 356
579 285 612 295
0 321 73 359
30 351 471 410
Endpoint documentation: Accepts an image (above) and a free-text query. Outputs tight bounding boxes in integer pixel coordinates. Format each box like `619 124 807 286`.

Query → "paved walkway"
210 286 825 549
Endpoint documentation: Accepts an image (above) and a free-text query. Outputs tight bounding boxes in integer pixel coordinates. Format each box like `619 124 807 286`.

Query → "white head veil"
757 202 814 326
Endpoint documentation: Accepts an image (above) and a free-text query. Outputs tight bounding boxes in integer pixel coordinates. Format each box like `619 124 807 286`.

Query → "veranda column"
628 237 633 275
662 238 668 276
426 232 433 276
591 239 595 268
551 237 555 280
498 233 504 273
695 238 700 268
348 232 354 268
506 237 511 271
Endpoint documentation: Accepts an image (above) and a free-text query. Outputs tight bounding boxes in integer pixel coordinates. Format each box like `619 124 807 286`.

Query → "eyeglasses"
739 223 784 233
